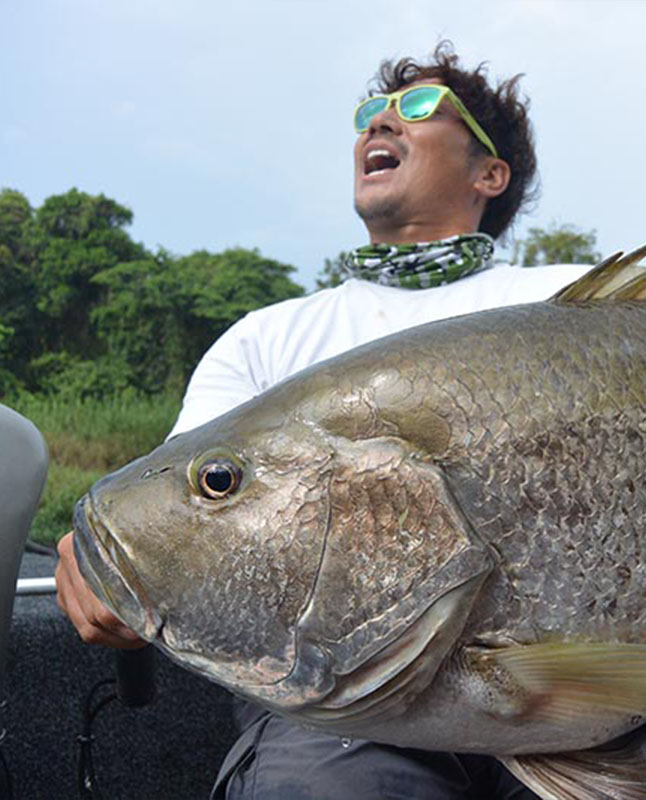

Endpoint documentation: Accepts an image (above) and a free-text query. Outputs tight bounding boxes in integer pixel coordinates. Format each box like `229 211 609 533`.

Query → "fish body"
74 250 646 796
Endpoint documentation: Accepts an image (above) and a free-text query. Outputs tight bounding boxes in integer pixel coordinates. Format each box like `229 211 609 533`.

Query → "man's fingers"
56 531 146 649
58 581 145 648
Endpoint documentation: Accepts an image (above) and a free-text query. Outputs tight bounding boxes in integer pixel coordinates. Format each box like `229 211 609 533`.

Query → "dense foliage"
0 187 304 399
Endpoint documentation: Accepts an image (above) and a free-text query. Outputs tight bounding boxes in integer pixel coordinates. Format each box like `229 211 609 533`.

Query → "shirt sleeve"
167 314 266 439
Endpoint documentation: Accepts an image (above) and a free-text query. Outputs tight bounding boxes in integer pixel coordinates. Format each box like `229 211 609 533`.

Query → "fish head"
74 404 336 706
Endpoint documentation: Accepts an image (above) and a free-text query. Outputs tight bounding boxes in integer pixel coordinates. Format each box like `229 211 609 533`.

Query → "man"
57 43 590 798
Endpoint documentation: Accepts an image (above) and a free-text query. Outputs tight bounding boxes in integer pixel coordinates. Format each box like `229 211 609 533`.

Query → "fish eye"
197 461 242 499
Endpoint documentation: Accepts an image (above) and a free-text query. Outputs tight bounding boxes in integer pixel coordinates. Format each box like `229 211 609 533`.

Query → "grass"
10 391 182 545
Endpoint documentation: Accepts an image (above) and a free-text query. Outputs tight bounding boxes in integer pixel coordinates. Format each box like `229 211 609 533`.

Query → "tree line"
0 188 304 399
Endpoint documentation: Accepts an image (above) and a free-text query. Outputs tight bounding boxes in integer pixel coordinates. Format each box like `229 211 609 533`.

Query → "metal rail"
15 577 57 596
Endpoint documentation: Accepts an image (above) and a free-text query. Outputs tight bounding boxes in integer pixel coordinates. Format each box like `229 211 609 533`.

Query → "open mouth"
364 147 401 176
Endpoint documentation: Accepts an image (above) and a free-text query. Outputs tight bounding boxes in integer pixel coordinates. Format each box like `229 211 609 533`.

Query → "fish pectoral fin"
482 641 646 721
551 243 646 303
302 574 486 726
499 728 646 800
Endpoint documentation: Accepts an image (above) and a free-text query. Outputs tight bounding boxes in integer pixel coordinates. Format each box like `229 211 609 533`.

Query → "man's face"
353 78 485 240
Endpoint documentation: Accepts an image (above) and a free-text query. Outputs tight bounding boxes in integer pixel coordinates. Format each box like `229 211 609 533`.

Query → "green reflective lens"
399 86 443 121
354 96 389 132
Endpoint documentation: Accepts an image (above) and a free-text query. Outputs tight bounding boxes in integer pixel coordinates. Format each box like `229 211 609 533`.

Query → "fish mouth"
73 494 164 641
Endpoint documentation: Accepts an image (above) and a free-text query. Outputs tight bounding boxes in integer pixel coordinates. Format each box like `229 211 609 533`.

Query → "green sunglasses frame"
353 84 498 158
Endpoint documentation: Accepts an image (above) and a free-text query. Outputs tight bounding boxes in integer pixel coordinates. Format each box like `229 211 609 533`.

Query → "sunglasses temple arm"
449 95 498 158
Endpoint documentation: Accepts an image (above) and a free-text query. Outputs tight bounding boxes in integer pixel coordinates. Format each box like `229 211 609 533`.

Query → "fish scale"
440 304 646 645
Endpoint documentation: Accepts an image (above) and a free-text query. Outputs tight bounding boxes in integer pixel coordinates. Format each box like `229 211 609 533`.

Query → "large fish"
74 248 646 800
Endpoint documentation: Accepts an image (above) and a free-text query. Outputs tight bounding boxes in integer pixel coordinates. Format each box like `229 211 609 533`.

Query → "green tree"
0 188 32 254
0 187 305 400
316 251 348 289
513 223 601 267
0 319 20 396
90 250 187 395
93 247 304 395
0 189 38 383
182 247 304 329
0 319 15 371
24 188 147 360
0 321 13 348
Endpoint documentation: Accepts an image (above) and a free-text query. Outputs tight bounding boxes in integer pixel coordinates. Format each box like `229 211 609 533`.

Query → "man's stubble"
354 195 403 226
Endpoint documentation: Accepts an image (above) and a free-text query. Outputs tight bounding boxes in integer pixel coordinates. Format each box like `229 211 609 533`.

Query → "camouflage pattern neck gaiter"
343 233 495 289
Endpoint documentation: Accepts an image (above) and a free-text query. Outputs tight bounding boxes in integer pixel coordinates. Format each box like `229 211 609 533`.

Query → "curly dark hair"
370 41 538 239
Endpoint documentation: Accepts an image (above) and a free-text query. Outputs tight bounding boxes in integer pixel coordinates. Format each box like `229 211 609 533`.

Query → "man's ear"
474 158 511 199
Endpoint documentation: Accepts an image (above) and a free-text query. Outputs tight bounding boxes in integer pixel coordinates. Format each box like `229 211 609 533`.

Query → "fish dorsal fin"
551 244 646 303
499 729 646 800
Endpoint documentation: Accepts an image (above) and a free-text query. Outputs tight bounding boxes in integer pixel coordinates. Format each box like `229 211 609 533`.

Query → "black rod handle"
115 645 156 707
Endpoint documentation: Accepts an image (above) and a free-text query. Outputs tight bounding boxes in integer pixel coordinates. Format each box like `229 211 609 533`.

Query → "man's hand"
56 531 146 649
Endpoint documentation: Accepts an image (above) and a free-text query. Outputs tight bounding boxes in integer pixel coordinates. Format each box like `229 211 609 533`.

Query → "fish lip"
73 494 164 640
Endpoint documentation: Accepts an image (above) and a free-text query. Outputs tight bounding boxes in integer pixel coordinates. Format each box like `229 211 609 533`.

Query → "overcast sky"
2 0 645 288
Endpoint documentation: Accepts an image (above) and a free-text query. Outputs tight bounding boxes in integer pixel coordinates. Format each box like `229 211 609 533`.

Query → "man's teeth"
365 149 400 175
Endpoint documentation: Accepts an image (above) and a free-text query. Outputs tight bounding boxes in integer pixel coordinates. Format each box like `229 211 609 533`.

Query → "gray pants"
0 405 48 703
212 703 539 800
